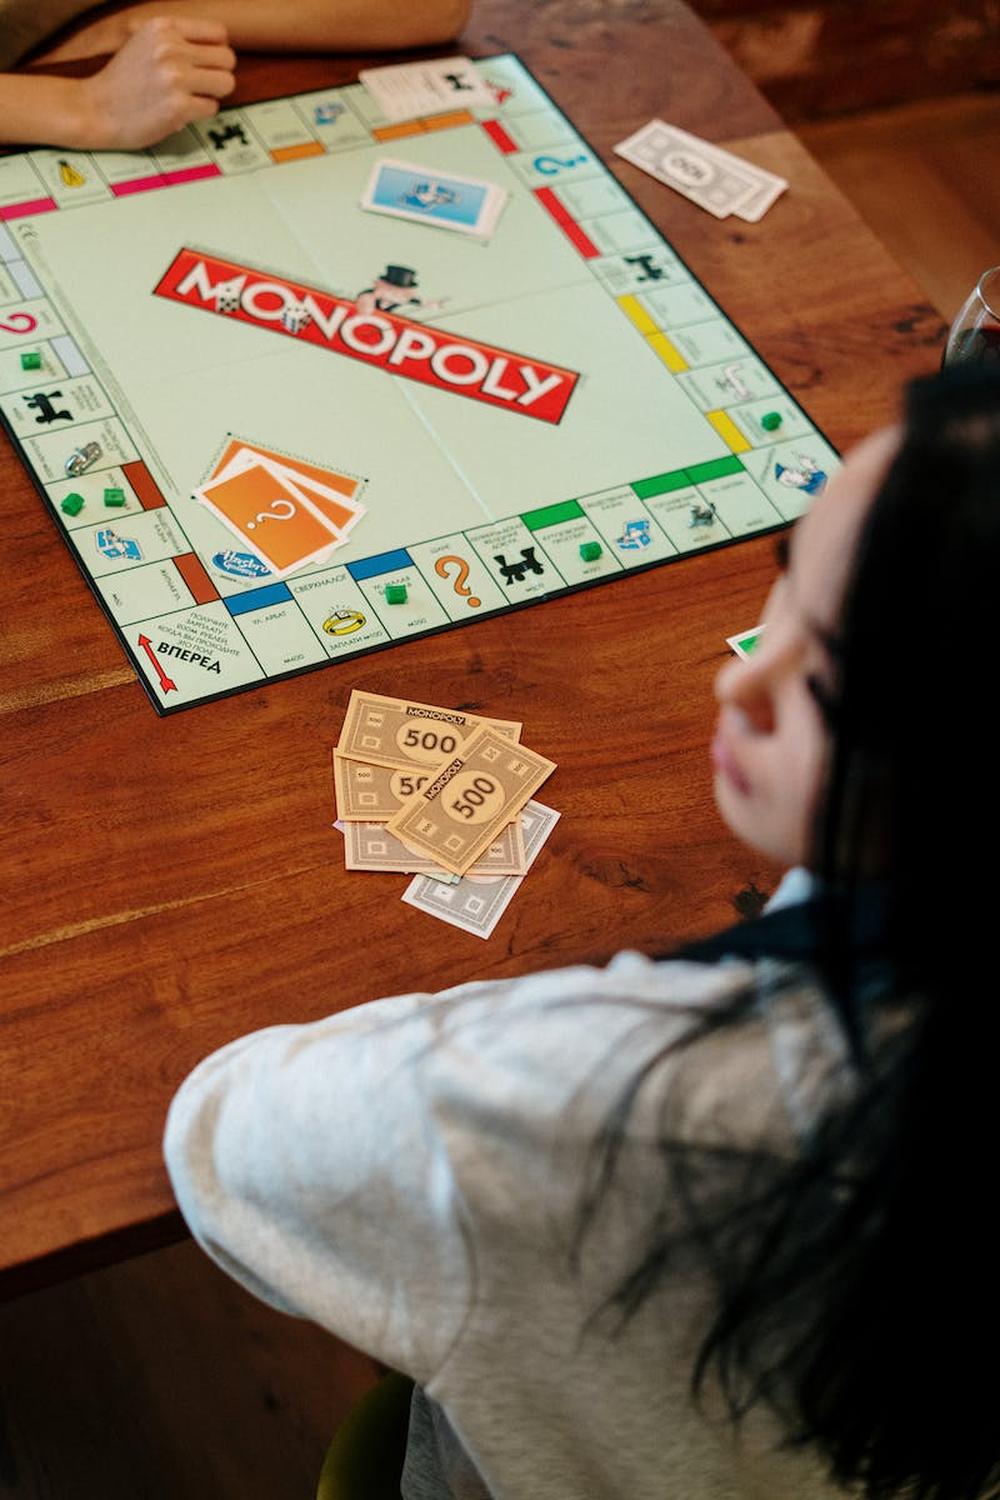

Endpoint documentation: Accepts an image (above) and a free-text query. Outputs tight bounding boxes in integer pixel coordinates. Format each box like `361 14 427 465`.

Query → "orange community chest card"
220 449 365 540
195 460 339 576
211 438 362 533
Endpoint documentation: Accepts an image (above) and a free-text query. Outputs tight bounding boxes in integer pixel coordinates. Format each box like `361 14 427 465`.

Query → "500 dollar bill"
333 753 434 821
387 723 555 876
337 689 522 771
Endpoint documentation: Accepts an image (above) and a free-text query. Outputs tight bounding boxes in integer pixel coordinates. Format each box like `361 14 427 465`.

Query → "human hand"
77 17 236 150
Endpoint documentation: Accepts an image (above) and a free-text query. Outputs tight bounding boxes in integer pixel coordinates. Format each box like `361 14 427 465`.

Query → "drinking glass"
942 266 1000 367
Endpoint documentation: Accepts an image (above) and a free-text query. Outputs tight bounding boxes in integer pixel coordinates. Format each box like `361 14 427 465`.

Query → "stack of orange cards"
194 439 366 579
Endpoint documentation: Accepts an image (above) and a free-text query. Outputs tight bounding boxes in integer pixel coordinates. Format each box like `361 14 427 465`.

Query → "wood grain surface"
694 0 1000 122
0 0 944 1297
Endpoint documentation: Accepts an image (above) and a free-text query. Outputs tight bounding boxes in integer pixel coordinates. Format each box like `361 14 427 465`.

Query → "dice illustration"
281 301 312 335
213 277 244 314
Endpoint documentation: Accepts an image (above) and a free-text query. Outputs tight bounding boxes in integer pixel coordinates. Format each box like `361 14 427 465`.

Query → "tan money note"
339 816 526 877
387 724 556 875
333 753 434 821
336 820 457 881
337 690 522 771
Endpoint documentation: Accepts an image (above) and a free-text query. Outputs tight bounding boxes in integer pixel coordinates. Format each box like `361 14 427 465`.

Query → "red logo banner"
154 249 579 424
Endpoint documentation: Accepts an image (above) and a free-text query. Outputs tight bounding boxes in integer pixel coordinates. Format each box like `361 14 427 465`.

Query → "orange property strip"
271 142 326 163
421 110 475 131
372 121 426 141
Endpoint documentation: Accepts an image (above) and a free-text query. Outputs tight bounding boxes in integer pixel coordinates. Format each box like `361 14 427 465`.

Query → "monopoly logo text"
154 250 579 424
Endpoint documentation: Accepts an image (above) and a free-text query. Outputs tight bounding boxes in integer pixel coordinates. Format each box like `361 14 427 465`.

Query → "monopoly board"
0 55 838 713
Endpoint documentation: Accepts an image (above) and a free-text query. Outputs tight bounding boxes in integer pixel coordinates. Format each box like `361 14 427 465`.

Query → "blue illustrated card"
361 157 506 237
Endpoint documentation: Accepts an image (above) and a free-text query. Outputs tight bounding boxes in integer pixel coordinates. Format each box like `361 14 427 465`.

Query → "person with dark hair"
165 364 1000 1500
0 1 470 150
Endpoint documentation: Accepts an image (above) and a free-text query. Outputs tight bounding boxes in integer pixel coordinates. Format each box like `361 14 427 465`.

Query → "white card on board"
360 57 493 121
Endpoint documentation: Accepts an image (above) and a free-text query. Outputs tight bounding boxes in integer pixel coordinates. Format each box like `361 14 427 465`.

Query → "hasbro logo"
212 549 272 579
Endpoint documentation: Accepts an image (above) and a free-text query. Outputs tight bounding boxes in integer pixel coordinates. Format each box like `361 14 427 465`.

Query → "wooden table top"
0 0 944 1297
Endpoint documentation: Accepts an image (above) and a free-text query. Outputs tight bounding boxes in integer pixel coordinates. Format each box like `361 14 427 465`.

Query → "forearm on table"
0 72 89 145
104 0 469 51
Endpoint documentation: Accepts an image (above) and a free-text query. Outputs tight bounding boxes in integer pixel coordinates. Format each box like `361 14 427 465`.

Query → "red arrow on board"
137 633 177 694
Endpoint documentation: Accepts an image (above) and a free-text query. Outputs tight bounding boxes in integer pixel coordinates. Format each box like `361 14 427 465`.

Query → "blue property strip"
347 548 413 582
224 582 294 615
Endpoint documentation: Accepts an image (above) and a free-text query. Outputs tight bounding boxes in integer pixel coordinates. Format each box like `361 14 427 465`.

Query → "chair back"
316 1372 414 1500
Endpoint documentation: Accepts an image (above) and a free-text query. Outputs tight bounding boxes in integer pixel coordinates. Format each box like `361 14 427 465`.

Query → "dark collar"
675 888 888 967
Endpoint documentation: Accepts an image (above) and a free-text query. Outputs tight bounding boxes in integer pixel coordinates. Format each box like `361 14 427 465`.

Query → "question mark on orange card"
246 498 297 530
435 554 480 608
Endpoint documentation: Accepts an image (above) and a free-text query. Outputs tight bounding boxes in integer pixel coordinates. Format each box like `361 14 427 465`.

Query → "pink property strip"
0 197 57 220
163 164 221 186
111 174 169 197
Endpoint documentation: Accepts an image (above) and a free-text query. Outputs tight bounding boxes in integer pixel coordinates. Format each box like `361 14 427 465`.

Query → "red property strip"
122 460 167 509
533 186 601 258
557 217 601 259
173 551 219 604
481 119 518 154
153 248 580 425
533 186 572 223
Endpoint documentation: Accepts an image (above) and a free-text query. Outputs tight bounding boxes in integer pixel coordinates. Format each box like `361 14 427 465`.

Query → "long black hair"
576 365 1000 1499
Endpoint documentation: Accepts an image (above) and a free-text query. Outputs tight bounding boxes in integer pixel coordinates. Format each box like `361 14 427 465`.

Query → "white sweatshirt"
165 874 853 1499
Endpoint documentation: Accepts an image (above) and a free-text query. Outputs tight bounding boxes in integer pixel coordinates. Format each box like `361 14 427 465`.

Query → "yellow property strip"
705 409 753 453
646 331 688 372
616 294 658 335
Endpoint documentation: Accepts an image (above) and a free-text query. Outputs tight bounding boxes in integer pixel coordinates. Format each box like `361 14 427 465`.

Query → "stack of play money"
333 689 559 938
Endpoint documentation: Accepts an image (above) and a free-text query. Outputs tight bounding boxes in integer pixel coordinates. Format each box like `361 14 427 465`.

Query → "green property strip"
520 498 585 531
632 454 744 499
631 468 693 500
685 454 744 484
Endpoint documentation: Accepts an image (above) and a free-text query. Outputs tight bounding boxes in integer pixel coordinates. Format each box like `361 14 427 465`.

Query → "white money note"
614 120 786 220
337 816 526 877
402 801 560 938
614 120 759 218
731 175 787 223
649 122 788 222
337 689 522 772
387 723 556 875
